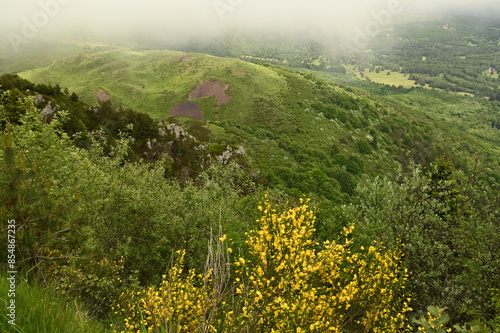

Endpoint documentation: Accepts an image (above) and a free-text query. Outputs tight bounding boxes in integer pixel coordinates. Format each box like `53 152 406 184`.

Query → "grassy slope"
19 50 390 162
0 35 140 75
0 275 109 333
19 49 499 193
20 49 285 120
0 38 86 75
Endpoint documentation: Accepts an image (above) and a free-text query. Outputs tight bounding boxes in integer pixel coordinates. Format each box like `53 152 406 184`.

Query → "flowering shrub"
113 251 216 332
114 198 411 332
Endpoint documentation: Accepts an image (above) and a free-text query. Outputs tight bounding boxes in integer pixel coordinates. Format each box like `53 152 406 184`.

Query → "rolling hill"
18 49 499 202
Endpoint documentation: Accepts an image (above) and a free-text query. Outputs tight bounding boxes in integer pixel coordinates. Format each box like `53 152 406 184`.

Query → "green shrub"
357 139 372 154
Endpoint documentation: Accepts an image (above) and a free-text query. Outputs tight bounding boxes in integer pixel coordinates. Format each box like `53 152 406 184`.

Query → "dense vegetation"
1 70 499 332
1 15 499 332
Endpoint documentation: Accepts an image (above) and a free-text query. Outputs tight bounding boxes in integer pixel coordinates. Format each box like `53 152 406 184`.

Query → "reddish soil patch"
97 90 110 102
175 54 192 62
189 81 232 110
170 101 203 119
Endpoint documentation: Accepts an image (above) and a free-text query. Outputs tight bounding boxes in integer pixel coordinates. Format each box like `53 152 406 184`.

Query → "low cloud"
1 0 499 54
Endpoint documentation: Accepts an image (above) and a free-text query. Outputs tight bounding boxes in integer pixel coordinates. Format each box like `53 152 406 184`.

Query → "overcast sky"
1 0 499 53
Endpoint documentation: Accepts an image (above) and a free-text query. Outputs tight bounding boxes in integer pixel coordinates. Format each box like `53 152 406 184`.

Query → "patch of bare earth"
174 54 192 62
189 81 232 110
97 90 110 102
169 101 203 119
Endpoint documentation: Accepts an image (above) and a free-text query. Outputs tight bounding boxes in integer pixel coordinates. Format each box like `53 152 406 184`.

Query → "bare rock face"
163 123 196 141
34 93 45 106
216 146 246 165
40 101 57 120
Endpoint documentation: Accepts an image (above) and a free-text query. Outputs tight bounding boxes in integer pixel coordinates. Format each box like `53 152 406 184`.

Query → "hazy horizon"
1 0 499 54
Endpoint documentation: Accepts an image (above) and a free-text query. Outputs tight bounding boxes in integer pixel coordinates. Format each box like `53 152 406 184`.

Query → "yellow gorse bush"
115 197 411 333
141 251 218 332
232 197 411 332
113 251 217 333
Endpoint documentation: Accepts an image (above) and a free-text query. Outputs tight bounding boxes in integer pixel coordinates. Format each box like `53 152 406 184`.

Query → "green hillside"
18 49 499 200
2 45 499 331
20 49 285 120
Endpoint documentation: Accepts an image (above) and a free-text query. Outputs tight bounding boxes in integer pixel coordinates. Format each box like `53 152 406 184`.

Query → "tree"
346 160 500 324
1 95 89 272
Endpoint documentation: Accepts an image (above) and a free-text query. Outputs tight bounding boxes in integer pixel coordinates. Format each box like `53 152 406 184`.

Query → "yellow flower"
115 197 409 333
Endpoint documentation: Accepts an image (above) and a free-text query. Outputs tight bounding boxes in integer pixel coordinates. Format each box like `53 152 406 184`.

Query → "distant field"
344 65 417 88
343 65 482 97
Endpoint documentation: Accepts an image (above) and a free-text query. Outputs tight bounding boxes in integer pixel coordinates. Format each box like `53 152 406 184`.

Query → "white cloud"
0 0 498 53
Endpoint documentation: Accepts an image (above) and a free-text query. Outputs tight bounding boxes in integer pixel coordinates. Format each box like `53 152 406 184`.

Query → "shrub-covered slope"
17 49 499 201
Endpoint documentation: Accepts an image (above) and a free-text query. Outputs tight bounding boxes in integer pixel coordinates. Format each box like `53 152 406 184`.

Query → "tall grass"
0 275 109 333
